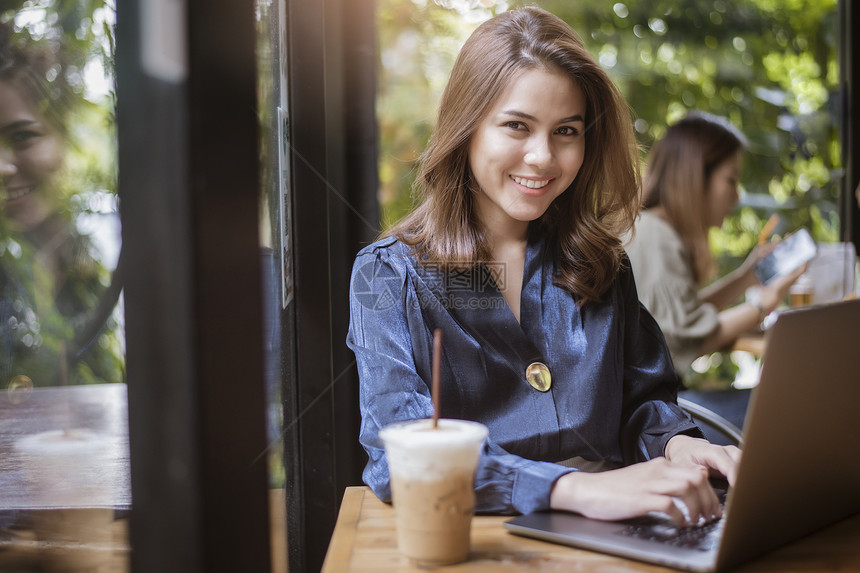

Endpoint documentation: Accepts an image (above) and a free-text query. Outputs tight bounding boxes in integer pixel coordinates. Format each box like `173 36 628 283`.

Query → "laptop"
504 298 860 572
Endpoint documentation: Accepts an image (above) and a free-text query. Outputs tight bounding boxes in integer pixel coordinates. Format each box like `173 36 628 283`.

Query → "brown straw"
432 328 442 429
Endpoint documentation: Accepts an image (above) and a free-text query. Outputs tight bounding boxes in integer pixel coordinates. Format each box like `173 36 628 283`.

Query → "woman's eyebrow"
558 114 585 124
500 109 585 124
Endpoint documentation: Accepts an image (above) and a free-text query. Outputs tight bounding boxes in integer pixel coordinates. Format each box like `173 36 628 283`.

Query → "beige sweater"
625 211 719 374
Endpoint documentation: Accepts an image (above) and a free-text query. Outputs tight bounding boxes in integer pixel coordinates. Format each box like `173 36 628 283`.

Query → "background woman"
348 8 737 524
626 112 803 375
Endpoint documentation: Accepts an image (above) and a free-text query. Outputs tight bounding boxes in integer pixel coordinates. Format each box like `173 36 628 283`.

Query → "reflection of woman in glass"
0 24 123 388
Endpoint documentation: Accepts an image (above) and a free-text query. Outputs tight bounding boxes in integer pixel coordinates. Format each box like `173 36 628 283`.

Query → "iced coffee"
379 418 488 565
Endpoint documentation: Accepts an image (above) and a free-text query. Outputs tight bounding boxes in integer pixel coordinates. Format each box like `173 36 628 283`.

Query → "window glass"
256 0 291 570
0 1 127 570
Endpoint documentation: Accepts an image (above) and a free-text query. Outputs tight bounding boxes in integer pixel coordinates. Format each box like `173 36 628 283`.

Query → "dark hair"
0 23 72 136
387 6 640 304
641 111 747 283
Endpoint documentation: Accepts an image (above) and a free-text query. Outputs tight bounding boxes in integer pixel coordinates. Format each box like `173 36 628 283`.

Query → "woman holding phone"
626 112 804 374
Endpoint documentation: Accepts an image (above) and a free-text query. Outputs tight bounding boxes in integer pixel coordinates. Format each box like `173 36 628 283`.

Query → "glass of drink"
379 418 488 566
789 274 814 307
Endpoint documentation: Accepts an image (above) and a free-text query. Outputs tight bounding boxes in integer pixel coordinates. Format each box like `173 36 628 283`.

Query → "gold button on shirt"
525 362 551 392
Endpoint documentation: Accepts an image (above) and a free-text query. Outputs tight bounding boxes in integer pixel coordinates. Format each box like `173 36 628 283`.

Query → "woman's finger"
668 465 718 525
645 493 688 525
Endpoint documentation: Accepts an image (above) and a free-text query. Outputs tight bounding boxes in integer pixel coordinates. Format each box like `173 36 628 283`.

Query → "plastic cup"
379 418 488 566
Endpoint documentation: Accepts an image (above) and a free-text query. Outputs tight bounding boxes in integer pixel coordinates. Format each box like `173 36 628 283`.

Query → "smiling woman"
348 6 740 526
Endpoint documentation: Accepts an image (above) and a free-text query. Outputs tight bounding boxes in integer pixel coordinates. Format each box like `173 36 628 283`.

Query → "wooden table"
0 383 131 509
322 486 860 572
0 383 131 572
0 517 130 573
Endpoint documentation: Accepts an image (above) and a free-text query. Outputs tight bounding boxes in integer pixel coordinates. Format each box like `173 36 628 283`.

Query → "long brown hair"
387 6 640 304
641 112 747 283
0 24 72 137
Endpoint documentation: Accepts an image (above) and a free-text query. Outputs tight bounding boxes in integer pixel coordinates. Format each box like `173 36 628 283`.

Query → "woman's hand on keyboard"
549 457 722 526
664 434 741 486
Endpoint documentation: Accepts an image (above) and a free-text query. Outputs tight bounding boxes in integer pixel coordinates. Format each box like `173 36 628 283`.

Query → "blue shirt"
346 233 701 515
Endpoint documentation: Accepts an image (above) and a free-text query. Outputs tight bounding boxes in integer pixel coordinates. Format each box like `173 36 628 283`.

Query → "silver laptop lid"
716 299 860 570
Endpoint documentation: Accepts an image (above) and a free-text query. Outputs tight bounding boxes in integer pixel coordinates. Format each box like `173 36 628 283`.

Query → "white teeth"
5 187 33 200
511 175 550 189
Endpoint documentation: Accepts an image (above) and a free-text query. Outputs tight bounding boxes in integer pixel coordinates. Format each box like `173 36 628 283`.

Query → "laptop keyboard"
617 516 724 551
615 482 728 552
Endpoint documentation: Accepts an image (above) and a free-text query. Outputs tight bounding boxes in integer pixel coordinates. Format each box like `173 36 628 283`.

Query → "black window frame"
118 0 272 571
840 0 860 252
